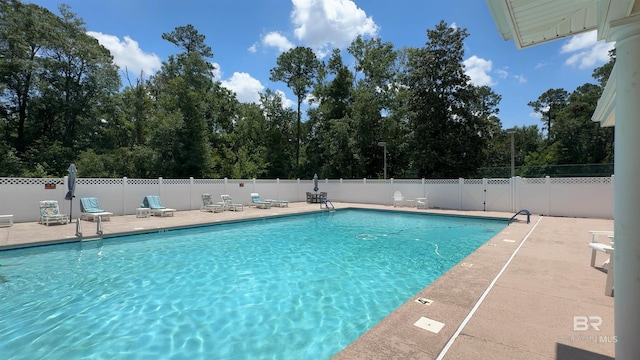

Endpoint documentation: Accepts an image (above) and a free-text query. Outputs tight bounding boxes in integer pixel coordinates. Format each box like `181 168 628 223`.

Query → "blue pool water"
0 209 506 359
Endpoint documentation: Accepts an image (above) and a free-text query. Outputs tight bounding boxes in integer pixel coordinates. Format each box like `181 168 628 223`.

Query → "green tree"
542 83 613 165
470 85 503 168
527 88 569 141
404 21 490 178
518 56 615 175
121 74 153 146
593 49 615 88
0 1 120 176
269 46 319 174
150 24 215 177
347 36 398 178
0 0 54 154
228 102 269 178
260 89 296 178
204 83 239 178
307 49 355 178
478 125 543 177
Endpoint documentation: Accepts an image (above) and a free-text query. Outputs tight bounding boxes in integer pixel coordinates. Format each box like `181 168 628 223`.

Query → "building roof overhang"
486 0 640 127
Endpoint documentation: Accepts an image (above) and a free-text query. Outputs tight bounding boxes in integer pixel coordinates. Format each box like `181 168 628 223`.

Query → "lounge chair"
221 195 244 211
141 195 176 217
588 230 614 296
250 193 272 209
200 194 224 213
39 200 69 226
306 192 313 203
393 191 404 207
79 197 113 221
264 196 289 207
588 230 614 268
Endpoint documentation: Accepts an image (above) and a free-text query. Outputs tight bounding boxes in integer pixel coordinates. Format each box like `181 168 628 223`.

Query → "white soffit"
486 0 635 49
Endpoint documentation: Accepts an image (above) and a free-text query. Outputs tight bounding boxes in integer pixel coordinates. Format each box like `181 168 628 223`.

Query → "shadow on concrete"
556 343 614 360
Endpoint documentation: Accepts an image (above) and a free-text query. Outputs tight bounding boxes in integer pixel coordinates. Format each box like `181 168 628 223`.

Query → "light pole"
506 128 516 178
377 141 387 179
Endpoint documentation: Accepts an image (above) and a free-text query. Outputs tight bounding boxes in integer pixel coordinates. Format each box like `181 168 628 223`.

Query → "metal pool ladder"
509 209 531 224
320 199 335 210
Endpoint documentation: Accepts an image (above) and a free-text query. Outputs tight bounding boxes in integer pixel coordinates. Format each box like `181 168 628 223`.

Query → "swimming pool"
0 209 506 359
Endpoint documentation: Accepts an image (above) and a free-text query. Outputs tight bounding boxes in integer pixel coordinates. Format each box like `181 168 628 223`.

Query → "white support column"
610 16 640 359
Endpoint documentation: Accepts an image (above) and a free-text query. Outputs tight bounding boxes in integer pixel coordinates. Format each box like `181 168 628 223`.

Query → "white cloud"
560 30 614 69
534 61 548 69
275 89 295 109
262 32 295 53
220 72 265 104
87 31 161 77
513 74 527 84
248 43 258 53
211 62 222 81
291 0 378 57
495 68 508 79
492 67 526 84
529 104 549 119
463 55 495 86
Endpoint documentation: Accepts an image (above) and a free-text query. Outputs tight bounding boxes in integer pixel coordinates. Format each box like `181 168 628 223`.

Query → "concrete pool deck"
0 202 615 359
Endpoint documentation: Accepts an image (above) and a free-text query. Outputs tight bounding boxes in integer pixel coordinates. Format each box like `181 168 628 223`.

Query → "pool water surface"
0 209 506 359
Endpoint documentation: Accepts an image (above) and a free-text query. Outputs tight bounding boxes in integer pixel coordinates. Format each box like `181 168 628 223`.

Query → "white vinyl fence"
0 176 614 223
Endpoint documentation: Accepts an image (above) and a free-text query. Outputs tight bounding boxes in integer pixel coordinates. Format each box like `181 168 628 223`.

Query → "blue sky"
28 0 614 130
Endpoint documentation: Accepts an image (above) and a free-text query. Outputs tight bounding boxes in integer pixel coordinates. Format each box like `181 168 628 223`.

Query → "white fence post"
510 176 516 213
390 178 394 206
483 178 488 211
545 176 551 216
458 178 464 210
189 177 194 210
122 177 127 215
363 178 367 203
610 175 615 218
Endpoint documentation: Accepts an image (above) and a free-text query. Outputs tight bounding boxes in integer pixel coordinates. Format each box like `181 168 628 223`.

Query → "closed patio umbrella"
65 164 77 222
313 173 319 193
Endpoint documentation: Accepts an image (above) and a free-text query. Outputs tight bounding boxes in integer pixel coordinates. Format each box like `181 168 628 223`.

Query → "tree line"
0 0 614 180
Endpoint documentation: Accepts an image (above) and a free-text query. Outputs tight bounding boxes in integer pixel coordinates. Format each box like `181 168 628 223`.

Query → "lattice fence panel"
126 179 159 185
0 178 63 185
394 179 423 184
162 179 191 185
524 178 546 185
424 179 459 185
77 178 123 185
550 177 612 185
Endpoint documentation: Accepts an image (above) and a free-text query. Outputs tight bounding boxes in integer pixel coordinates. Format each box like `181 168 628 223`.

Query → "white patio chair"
393 191 404 207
